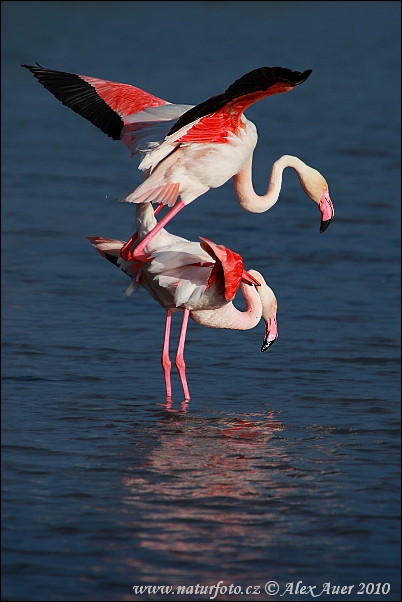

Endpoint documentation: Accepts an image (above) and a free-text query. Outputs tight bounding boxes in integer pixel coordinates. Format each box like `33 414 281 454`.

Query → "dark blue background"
2 2 400 600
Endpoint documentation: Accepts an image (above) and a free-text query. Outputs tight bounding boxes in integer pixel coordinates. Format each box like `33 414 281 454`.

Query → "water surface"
2 1 400 600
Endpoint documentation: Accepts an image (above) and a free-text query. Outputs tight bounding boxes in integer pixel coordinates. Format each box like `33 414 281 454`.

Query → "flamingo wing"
148 241 214 306
199 237 244 301
167 66 312 143
86 236 125 261
23 64 311 157
86 235 142 293
22 64 169 141
120 105 193 156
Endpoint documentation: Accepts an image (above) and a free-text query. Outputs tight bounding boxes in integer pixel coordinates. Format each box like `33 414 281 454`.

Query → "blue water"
2 1 400 600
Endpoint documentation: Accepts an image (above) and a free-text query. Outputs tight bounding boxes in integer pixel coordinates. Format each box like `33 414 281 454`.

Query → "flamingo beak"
318 189 334 233
261 312 278 352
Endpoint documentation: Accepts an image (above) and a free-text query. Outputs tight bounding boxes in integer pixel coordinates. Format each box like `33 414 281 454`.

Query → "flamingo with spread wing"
23 64 334 263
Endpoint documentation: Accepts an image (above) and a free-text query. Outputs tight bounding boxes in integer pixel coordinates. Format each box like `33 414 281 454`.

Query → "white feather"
125 281 140 296
121 104 193 159
124 104 193 123
148 242 211 273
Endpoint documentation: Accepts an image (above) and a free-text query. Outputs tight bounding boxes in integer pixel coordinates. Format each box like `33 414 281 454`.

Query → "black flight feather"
168 66 312 136
22 64 123 140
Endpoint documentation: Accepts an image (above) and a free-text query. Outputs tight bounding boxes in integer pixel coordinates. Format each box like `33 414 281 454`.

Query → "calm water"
1 2 400 600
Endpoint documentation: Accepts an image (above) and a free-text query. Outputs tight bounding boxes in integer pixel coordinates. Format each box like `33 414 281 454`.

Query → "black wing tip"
22 63 64 71
21 63 49 74
269 66 312 86
22 63 123 141
298 69 313 84
168 65 313 136
230 65 313 90
22 64 38 74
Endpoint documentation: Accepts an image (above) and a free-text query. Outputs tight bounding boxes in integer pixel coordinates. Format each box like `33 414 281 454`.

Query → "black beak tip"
261 338 276 352
320 218 332 234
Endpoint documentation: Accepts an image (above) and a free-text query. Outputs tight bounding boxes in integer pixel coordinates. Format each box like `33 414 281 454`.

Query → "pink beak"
261 312 278 352
318 189 334 233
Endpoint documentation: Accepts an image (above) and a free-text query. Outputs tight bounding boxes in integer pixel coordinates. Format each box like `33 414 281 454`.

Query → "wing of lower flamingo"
148 241 214 306
86 236 125 260
86 236 142 292
199 237 245 301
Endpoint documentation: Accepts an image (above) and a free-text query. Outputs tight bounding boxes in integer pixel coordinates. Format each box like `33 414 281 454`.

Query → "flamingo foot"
120 204 165 261
120 239 151 263
120 232 138 261
133 200 186 263
133 248 152 263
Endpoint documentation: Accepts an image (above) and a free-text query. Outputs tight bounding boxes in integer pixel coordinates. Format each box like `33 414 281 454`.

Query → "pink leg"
153 203 165 217
175 309 190 402
161 310 173 402
132 200 186 262
120 203 165 261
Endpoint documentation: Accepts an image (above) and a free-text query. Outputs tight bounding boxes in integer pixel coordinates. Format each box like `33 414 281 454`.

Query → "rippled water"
2 1 400 600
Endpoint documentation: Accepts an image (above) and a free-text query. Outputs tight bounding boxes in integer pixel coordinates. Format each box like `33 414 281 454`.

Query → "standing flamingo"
87 203 278 403
22 64 334 262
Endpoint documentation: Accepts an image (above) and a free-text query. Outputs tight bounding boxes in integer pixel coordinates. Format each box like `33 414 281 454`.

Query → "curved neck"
233 154 313 213
190 282 262 330
135 202 157 240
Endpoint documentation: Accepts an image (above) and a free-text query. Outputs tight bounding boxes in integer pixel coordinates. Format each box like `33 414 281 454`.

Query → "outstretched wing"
120 104 193 156
167 66 312 143
22 64 169 141
23 64 311 165
136 66 312 165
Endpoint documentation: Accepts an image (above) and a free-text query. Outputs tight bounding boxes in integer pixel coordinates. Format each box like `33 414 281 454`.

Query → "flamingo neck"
190 282 262 330
233 154 314 214
135 202 157 241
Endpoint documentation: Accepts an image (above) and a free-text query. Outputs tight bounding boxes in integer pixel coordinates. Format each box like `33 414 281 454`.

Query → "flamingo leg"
120 203 166 261
127 200 186 262
161 310 173 402
153 203 165 217
175 309 190 402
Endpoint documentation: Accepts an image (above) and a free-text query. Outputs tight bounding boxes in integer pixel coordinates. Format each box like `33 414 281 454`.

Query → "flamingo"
87 202 278 403
22 64 334 262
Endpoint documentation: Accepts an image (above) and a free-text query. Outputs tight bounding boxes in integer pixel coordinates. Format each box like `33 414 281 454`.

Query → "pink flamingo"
22 64 334 262
87 203 278 403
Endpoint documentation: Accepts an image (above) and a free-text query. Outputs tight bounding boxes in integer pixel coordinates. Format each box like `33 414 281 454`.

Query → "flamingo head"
296 162 334 233
261 310 278 351
318 188 334 233
247 270 278 351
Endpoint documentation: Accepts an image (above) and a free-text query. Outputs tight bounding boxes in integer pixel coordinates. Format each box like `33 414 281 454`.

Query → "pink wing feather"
79 75 167 120
199 237 244 300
